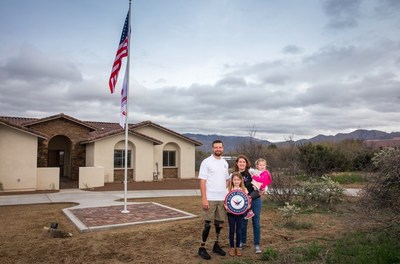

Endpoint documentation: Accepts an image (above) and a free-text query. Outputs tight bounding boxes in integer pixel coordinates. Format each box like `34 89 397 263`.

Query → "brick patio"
65 202 197 232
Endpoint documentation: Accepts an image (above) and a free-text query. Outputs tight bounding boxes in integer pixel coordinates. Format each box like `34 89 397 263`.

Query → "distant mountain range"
184 129 400 153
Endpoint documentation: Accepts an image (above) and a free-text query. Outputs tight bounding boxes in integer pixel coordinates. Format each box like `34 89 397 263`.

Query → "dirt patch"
0 193 375 264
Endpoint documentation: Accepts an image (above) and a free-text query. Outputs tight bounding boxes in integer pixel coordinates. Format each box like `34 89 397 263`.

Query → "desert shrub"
274 143 301 176
297 143 340 176
278 202 300 223
363 148 400 215
297 142 370 177
352 149 375 171
297 176 345 207
278 202 313 230
268 172 300 205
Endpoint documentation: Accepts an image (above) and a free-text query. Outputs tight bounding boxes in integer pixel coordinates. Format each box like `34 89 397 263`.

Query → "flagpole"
122 0 132 214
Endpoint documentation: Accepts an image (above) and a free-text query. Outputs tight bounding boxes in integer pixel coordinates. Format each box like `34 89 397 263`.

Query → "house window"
114 150 132 168
163 151 176 167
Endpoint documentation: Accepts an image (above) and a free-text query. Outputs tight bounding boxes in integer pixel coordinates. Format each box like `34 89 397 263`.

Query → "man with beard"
197 139 230 260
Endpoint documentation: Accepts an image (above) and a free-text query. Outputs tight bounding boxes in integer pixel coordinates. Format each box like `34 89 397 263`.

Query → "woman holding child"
234 155 263 254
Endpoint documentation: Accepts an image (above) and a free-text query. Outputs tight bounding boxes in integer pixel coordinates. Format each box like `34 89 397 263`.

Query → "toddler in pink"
245 158 272 220
250 158 272 192
250 168 272 192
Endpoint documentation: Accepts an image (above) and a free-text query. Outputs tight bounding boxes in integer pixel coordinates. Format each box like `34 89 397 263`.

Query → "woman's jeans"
240 197 261 245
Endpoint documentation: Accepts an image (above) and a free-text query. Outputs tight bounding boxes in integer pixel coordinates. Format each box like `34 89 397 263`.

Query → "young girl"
225 172 250 257
245 158 273 220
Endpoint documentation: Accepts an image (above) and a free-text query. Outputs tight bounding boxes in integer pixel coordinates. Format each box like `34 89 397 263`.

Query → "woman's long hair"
234 154 251 173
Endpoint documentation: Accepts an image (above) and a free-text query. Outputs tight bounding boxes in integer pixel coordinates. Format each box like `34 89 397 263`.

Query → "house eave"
80 129 163 145
0 120 48 139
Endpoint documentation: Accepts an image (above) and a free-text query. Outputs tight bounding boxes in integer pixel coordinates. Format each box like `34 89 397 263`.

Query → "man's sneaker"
244 210 255 220
212 243 226 256
239 242 246 249
198 247 211 260
255 245 262 254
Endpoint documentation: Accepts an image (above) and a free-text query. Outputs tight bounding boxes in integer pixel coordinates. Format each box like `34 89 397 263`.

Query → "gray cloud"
282 45 303 55
1 2 400 142
0 44 82 83
322 0 362 29
128 39 400 141
129 37 398 138
374 0 400 16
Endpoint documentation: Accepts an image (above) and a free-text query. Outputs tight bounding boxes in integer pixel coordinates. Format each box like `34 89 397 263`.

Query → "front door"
48 150 64 177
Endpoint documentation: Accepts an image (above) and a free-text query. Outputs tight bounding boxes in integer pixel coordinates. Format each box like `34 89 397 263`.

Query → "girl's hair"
228 172 247 192
234 154 251 173
255 158 267 166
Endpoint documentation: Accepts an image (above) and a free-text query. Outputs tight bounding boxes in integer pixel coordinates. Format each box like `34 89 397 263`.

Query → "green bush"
303 241 323 261
293 241 324 262
330 172 365 184
261 246 278 261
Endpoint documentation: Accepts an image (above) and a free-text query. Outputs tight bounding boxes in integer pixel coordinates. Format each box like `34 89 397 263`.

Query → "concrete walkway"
0 188 202 207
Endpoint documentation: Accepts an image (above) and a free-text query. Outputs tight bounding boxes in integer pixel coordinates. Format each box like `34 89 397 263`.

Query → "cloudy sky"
0 0 399 142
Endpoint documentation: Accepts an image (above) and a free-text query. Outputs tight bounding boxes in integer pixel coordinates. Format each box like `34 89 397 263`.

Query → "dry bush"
269 172 300 205
361 148 400 230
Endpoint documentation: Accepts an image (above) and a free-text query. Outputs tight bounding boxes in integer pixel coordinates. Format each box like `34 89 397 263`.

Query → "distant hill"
183 133 270 153
184 129 400 153
295 129 400 144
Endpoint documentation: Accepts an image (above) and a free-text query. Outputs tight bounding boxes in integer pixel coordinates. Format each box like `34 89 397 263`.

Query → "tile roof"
0 117 48 139
0 113 202 146
24 113 97 130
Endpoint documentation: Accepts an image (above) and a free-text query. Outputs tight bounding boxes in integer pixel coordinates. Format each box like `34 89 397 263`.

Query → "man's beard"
213 150 222 157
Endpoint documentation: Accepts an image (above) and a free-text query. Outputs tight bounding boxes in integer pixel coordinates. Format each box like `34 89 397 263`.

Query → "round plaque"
224 189 251 215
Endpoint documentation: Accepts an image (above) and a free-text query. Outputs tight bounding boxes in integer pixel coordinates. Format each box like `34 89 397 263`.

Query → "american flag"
119 66 128 128
109 12 129 94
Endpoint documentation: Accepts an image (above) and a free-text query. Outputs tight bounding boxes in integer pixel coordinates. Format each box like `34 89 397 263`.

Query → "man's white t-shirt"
198 155 230 201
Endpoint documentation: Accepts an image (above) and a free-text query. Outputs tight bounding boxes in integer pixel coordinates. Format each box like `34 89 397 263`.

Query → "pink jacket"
251 170 272 190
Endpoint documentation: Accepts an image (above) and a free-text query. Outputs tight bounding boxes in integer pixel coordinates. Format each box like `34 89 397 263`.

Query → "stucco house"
0 113 202 192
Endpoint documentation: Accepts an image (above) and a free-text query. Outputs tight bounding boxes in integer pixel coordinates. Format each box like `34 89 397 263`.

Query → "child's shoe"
236 248 242 256
229 248 235 256
244 210 255 220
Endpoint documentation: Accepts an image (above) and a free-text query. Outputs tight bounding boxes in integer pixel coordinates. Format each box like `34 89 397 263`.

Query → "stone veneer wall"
29 118 91 180
113 169 134 182
163 168 178 179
